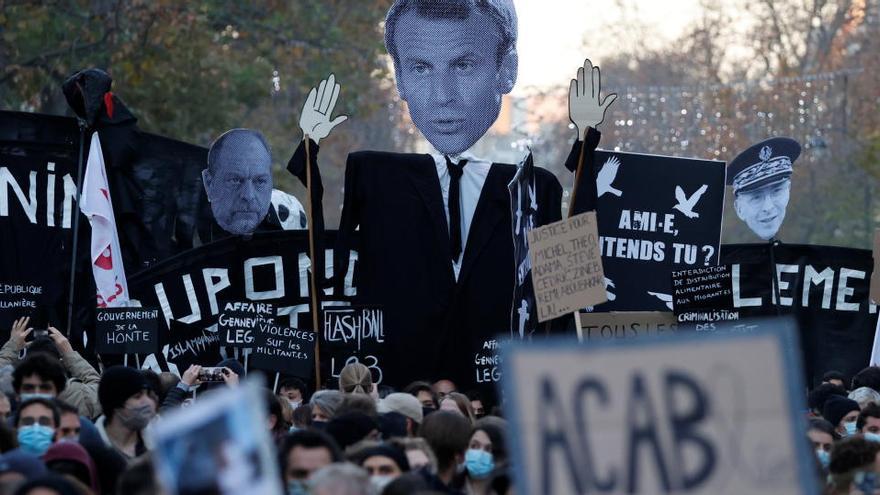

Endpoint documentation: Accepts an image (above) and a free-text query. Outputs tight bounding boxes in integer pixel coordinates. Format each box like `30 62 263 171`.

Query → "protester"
264 389 288 446
14 398 60 456
432 380 456 402
823 396 861 437
388 437 437 474
350 442 410 491
461 417 508 495
403 382 437 411
378 393 422 437
381 472 430 495
439 393 476 424
291 404 313 432
54 402 81 443
419 410 472 492
0 395 11 422
337 394 378 419
808 418 837 470
852 367 880 393
95 366 155 460
279 377 307 410
858 403 880 437
808 383 848 417
827 436 880 495
339 363 373 396
42 442 99 494
308 463 373 495
464 391 485 420
823 371 847 390
310 390 343 424
326 413 380 452
278 430 342 493
849 387 880 410
0 450 47 492
3 319 101 418
115 456 156 495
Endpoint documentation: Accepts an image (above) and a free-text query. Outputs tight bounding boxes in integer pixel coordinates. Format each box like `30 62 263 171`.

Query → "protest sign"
671 265 737 328
528 211 605 322
722 243 878 386
591 150 726 312
164 320 223 375
578 311 677 342
508 151 539 338
0 282 45 337
501 317 817 495
95 307 159 355
150 378 283 495
251 324 314 377
871 229 880 304
217 301 275 347
321 306 385 386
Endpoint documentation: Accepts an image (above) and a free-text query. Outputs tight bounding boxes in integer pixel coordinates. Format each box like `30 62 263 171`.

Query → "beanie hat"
326 412 379 451
355 444 411 472
823 396 860 426
378 393 424 424
98 366 149 417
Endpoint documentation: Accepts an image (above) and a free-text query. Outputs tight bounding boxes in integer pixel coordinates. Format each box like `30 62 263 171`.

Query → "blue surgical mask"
845 421 858 436
17 424 54 455
816 449 830 469
20 393 54 402
866 432 880 443
287 479 308 495
465 448 495 479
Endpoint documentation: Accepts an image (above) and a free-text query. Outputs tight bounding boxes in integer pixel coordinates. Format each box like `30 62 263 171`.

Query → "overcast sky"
514 0 701 93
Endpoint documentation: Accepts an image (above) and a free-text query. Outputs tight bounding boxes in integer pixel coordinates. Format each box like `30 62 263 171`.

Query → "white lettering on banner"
731 263 877 313
203 269 231 315
0 165 78 228
244 256 284 300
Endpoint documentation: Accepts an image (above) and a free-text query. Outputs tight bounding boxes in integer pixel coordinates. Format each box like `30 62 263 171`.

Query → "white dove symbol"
647 291 674 311
596 156 623 197
673 184 708 219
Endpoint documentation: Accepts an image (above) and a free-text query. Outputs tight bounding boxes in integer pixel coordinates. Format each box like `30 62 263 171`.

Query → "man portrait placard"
202 129 273 236
290 0 565 392
728 137 801 241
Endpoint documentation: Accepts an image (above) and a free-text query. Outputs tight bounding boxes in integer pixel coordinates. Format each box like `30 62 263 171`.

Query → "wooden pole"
304 136 323 391
569 128 590 337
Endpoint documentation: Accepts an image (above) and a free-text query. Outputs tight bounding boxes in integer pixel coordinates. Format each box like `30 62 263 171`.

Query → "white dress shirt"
430 149 492 280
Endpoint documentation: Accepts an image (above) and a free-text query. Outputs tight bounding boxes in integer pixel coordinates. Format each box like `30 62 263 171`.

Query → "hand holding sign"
568 58 617 138
299 73 348 144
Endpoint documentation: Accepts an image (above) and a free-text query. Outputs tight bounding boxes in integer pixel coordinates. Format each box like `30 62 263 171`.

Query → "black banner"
321 306 385 387
508 152 538 338
217 301 275 348
164 320 223 372
95 307 159 355
251 324 314 376
721 243 878 386
592 150 726 311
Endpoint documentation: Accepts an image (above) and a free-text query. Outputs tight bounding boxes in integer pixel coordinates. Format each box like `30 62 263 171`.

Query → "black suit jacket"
291 142 563 392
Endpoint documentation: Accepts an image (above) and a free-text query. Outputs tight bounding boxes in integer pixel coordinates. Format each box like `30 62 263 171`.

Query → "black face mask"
311 420 327 431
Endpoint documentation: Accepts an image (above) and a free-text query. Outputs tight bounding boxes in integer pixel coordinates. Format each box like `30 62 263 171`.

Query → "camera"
198 367 227 382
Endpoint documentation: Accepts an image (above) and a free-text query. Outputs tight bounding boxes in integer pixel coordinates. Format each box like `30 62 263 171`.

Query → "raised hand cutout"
568 58 618 138
299 73 348 144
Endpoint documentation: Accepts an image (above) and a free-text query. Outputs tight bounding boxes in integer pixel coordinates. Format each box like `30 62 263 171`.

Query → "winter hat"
326 412 379 451
98 366 149 417
823 396 860 426
43 442 100 493
378 393 423 424
355 444 411 472
0 449 47 480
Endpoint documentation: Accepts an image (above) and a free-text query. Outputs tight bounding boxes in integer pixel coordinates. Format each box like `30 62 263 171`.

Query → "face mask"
816 449 830 469
17 424 54 455
311 420 327 431
287 480 308 495
465 449 494 479
117 404 155 431
866 432 880 443
371 475 393 491
844 421 858 436
288 400 302 410
20 393 54 402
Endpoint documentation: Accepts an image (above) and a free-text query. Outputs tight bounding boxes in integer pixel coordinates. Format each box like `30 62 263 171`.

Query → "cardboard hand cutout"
568 58 618 138
299 74 348 144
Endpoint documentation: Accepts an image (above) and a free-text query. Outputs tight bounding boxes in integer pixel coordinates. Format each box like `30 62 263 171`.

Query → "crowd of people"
7 312 880 494
0 317 509 495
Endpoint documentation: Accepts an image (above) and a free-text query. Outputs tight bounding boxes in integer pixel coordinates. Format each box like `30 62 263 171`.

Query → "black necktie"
445 156 468 261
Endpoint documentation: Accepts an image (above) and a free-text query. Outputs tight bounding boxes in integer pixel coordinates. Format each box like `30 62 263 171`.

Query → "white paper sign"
501 318 817 495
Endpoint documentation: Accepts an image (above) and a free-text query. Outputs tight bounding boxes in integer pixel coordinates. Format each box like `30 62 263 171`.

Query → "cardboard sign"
671 265 738 326
578 311 677 342
321 306 385 385
250 323 314 376
528 212 606 322
501 318 817 495
95 308 159 355
217 301 276 347
150 379 283 495
871 229 880 304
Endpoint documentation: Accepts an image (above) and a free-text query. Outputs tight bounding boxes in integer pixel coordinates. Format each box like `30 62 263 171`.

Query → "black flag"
508 151 539 338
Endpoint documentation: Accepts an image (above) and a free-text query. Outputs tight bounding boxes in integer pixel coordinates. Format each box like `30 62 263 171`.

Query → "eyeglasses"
19 415 53 427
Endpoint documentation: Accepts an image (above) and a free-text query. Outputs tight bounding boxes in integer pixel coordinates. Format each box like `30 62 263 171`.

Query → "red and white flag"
81 132 129 308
